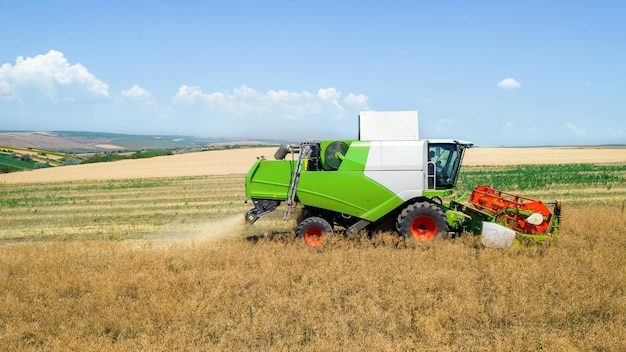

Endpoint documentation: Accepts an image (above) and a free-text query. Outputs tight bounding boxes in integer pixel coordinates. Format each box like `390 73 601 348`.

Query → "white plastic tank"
359 111 419 141
481 222 516 248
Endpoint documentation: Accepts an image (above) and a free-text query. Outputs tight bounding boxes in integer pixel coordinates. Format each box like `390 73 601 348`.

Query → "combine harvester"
244 111 561 249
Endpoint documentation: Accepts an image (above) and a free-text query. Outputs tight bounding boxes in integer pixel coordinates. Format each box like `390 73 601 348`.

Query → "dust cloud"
149 214 246 246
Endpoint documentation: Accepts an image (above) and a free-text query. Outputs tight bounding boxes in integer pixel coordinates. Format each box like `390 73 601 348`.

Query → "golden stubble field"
1 146 625 351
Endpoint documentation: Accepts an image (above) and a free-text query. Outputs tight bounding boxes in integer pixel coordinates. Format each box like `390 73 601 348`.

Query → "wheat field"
1 208 625 351
1 147 625 351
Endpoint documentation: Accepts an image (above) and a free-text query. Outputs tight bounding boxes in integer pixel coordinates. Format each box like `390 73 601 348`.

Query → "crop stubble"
0 147 625 350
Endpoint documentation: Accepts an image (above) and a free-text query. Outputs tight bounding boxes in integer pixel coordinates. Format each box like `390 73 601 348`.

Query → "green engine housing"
245 138 471 231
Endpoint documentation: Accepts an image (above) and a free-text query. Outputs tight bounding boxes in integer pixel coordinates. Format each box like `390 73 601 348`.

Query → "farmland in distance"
0 146 625 351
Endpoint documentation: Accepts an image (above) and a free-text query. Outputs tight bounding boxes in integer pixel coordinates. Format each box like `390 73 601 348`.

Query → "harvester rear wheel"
397 202 448 241
296 217 333 250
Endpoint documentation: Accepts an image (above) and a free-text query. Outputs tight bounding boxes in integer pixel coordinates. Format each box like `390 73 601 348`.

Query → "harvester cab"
244 111 560 249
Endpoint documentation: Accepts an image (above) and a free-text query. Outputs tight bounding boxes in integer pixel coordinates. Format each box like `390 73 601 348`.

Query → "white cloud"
114 84 167 127
565 122 587 137
170 84 369 138
0 80 13 100
174 85 209 104
497 78 521 89
344 93 368 107
173 84 366 118
267 89 310 101
317 87 340 101
317 87 343 113
0 50 110 102
0 51 369 139
121 84 152 100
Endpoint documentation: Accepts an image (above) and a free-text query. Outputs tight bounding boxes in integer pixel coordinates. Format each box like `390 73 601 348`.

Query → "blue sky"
1 1 624 146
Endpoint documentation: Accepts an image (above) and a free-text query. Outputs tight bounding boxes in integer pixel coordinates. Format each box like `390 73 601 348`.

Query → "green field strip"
457 163 626 193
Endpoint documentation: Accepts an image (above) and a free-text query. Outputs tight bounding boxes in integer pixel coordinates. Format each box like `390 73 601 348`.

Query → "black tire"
296 216 333 249
396 202 449 241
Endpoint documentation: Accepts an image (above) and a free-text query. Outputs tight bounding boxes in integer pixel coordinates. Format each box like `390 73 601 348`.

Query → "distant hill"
0 131 281 153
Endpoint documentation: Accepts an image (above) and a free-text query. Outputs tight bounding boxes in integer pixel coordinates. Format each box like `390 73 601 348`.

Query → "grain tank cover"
359 111 419 141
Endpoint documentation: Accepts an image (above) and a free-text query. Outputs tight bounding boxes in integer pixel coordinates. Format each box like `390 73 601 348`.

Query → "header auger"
244 111 561 249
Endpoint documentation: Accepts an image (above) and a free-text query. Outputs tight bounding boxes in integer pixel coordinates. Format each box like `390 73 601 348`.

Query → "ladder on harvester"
284 144 311 220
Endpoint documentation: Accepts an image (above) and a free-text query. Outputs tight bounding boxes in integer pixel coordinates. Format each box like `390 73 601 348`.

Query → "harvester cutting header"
244 111 561 248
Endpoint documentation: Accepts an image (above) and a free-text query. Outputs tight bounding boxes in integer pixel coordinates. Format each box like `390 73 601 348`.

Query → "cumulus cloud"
565 122 587 137
114 84 169 129
344 93 368 107
317 87 340 101
121 84 152 100
317 87 343 113
174 85 207 103
173 84 367 119
0 50 110 102
0 80 11 96
0 50 369 139
171 84 369 138
118 84 161 111
497 78 521 89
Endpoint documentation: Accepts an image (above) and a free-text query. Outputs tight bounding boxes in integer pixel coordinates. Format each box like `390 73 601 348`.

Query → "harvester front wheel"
397 202 449 241
296 217 333 249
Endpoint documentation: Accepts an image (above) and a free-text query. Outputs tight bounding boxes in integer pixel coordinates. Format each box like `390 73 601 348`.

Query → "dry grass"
1 147 625 350
1 206 625 351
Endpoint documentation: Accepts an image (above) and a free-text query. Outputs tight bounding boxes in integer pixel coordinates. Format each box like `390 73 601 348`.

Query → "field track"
1 146 625 184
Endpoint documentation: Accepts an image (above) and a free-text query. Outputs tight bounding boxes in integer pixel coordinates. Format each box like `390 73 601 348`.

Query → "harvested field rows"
2 154 625 242
0 176 251 241
0 150 623 243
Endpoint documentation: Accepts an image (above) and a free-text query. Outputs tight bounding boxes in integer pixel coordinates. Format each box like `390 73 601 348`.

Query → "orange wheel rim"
410 216 437 241
304 227 324 247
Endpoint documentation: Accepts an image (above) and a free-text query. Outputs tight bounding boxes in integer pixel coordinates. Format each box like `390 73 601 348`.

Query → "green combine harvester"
244 111 561 249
